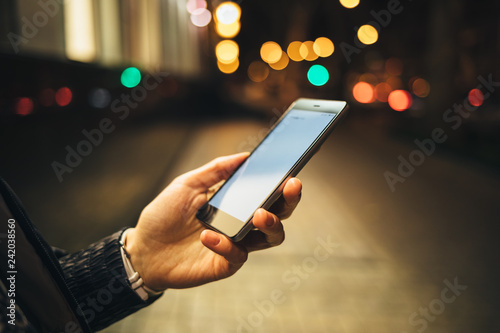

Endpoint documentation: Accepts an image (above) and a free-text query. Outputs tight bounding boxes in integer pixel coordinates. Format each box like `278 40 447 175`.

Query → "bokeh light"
359 72 378 86
121 67 141 88
388 90 412 111
313 37 334 58
190 8 212 27
89 88 111 108
411 78 431 98
215 2 241 24
468 88 484 107
216 40 239 64
386 76 403 90
339 0 360 9
307 65 329 86
215 21 240 38
299 41 319 61
260 41 282 64
186 0 206 14
269 51 289 70
375 82 392 102
218 58 239 74
287 41 304 62
353 82 375 103
15 97 34 116
39 88 55 107
248 61 269 82
55 87 73 107
357 25 378 45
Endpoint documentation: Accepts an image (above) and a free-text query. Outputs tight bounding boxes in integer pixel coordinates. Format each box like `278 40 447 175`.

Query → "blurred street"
1 0 499 332
5 111 492 333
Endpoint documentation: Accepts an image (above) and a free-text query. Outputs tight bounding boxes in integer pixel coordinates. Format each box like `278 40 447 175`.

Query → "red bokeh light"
468 88 484 107
353 82 375 104
15 97 34 116
388 90 412 111
55 87 73 107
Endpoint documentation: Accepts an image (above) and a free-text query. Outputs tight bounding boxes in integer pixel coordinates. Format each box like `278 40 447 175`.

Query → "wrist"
120 228 163 300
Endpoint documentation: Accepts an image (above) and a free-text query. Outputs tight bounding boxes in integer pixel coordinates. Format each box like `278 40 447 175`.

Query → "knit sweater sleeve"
58 229 162 332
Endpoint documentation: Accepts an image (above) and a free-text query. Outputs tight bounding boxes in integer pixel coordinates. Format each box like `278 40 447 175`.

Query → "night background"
0 0 499 332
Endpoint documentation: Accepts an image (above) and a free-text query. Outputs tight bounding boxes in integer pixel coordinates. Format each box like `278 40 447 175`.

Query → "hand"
125 153 302 291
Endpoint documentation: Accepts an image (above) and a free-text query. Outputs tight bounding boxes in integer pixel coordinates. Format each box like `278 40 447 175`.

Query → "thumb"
182 153 249 190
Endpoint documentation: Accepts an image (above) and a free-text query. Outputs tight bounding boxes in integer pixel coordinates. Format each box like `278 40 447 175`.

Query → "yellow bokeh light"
287 41 304 62
299 41 318 61
216 21 240 38
339 0 360 9
260 41 282 64
313 37 334 57
215 2 241 25
269 51 289 70
248 61 269 82
218 58 239 74
216 40 239 64
357 25 378 45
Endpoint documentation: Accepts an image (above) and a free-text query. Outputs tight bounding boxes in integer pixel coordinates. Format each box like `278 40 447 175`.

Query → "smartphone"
196 98 349 241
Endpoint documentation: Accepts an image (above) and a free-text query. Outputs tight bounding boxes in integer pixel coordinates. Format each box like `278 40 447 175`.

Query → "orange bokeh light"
287 41 303 62
375 82 392 102
353 82 375 104
299 41 318 61
411 78 431 98
313 37 334 57
269 51 289 70
248 60 269 82
388 90 412 111
217 58 239 74
260 41 282 64
386 76 403 90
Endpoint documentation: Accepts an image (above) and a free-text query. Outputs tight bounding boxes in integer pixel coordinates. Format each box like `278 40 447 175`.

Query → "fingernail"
266 215 275 227
204 231 221 246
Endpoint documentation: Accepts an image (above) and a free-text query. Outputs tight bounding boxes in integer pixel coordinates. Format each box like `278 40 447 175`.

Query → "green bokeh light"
307 64 329 86
121 67 142 88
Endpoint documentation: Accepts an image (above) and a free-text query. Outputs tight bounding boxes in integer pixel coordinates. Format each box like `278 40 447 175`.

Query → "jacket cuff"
59 229 162 331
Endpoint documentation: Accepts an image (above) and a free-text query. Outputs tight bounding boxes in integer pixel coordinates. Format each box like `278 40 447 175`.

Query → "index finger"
269 177 302 220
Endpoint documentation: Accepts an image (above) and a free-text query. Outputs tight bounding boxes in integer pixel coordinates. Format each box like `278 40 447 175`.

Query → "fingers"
241 208 285 252
270 177 302 220
182 153 249 191
200 229 248 266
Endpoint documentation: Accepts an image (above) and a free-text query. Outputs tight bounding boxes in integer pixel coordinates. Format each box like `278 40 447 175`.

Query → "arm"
59 229 161 332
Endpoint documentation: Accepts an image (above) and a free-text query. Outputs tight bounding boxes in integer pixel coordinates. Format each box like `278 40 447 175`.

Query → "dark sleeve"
58 229 162 332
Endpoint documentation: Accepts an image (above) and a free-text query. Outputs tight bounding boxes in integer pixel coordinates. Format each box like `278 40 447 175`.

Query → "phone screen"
209 108 339 223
